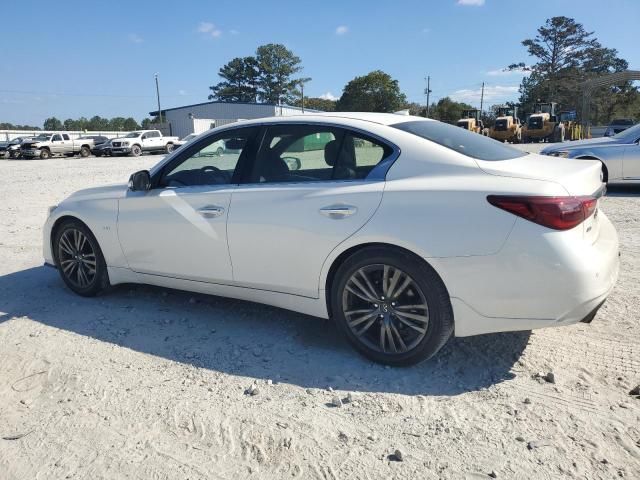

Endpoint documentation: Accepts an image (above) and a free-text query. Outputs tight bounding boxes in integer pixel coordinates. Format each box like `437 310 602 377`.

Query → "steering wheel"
201 165 230 183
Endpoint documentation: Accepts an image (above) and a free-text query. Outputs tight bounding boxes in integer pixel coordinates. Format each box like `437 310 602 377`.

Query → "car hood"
541 136 619 153
65 184 128 202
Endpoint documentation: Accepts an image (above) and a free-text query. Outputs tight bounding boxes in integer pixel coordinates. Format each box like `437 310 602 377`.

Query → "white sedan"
43 113 619 366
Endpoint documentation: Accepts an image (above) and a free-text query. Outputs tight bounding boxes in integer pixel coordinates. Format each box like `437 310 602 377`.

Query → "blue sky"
2 0 638 126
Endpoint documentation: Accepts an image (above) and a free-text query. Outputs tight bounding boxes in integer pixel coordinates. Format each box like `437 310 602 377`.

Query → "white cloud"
335 25 349 35
486 66 531 76
450 85 519 104
127 33 143 44
457 0 485 5
319 92 338 101
230 29 240 35
197 22 222 38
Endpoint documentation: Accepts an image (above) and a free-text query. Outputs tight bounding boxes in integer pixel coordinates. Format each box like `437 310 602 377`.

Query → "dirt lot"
0 153 639 479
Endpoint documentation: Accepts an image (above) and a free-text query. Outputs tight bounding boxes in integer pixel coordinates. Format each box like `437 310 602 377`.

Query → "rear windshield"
392 120 527 161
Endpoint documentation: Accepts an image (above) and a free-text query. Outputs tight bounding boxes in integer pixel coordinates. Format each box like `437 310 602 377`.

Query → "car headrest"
324 140 340 166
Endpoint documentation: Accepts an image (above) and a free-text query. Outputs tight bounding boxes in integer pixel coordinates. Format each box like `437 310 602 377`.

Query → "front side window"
159 128 256 188
250 125 392 183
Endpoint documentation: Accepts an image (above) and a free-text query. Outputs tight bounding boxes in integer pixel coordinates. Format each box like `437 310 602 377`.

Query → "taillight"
487 195 597 231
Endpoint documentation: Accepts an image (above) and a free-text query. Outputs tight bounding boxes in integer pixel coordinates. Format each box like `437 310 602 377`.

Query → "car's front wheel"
54 220 109 297
131 145 142 157
331 247 453 366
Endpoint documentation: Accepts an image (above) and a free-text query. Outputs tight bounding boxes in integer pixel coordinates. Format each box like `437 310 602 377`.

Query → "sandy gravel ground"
0 152 638 479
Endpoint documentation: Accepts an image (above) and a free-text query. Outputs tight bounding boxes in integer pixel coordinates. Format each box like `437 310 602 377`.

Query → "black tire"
94 152 103 157
165 143 174 154
131 144 142 157
39 149 51 159
79 146 90 158
53 219 109 297
216 146 224 156
331 247 453 366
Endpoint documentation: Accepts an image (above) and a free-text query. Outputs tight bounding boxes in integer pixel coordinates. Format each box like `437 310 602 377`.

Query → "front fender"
44 200 127 268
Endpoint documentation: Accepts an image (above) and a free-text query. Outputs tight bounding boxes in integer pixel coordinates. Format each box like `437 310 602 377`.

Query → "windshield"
392 120 527 161
34 134 51 140
613 122 640 141
125 132 142 138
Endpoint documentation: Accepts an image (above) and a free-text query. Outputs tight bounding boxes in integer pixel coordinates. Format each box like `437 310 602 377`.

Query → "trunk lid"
475 153 603 196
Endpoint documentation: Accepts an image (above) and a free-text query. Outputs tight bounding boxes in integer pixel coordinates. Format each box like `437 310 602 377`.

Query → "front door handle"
198 205 225 218
319 205 357 219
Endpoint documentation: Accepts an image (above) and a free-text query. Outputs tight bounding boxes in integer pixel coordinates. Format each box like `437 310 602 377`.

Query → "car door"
226 123 395 298
623 138 640 179
140 132 154 151
50 134 64 155
117 126 259 283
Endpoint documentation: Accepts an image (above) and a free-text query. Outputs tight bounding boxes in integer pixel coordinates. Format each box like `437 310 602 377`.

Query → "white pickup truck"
110 130 179 156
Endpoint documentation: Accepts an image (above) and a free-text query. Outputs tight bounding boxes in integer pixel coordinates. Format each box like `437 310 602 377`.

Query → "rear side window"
392 120 527 161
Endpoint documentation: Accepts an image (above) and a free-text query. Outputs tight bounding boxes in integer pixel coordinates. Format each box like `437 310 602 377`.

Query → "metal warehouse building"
149 101 318 139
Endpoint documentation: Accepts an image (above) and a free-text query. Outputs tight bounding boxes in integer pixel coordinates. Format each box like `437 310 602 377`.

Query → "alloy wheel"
58 228 97 289
341 264 429 354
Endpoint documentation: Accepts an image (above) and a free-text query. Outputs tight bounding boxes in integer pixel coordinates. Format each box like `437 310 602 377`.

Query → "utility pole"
297 77 311 114
424 76 432 116
479 81 485 115
154 73 163 124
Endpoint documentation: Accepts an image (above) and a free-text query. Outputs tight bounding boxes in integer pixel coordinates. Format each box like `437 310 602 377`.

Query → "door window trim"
149 126 259 189
237 122 400 186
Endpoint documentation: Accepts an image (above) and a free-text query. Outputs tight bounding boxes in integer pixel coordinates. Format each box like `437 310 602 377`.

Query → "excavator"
522 102 565 143
489 106 522 143
456 109 489 136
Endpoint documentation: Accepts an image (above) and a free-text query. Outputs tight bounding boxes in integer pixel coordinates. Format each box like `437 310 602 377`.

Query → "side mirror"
128 170 151 191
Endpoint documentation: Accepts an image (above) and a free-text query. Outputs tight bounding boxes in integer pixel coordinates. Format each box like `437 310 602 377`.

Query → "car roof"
236 112 435 127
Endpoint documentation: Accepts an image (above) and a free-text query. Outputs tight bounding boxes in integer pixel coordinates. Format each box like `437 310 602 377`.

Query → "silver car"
541 124 640 184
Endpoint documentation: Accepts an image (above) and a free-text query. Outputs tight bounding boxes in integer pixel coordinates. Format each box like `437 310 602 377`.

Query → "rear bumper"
432 211 620 337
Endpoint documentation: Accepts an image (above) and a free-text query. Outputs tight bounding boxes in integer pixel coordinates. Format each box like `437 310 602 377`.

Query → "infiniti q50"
44 113 619 365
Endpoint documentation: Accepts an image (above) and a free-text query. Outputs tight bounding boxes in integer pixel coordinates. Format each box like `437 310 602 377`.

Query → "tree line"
42 116 154 132
210 18 638 125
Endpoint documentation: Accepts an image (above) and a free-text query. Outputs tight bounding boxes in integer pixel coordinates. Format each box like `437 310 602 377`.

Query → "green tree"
336 71 407 113
140 118 155 129
43 117 63 130
427 97 474 124
209 56 259 102
123 117 139 131
510 16 635 123
255 44 303 104
88 116 110 130
0 122 40 130
292 97 337 111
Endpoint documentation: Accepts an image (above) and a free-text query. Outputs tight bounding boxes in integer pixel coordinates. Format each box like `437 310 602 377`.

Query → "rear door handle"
198 205 225 218
320 205 357 219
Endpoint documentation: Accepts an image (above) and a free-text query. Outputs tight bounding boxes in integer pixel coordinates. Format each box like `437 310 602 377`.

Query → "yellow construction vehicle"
559 110 583 141
456 109 489 136
522 102 565 143
489 106 522 143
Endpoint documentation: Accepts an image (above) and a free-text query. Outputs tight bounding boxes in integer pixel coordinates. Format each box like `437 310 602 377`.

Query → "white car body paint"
44 113 619 337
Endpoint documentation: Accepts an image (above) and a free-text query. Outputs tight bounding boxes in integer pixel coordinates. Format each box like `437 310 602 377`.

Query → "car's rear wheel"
54 220 109 297
79 146 90 157
331 247 453 366
165 143 174 154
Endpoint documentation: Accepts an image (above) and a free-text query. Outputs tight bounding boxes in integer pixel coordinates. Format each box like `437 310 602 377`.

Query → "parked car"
0 136 33 158
541 122 640 183
21 133 96 159
44 113 618 366
79 135 109 146
173 133 200 147
604 118 635 137
110 130 179 156
91 138 115 157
